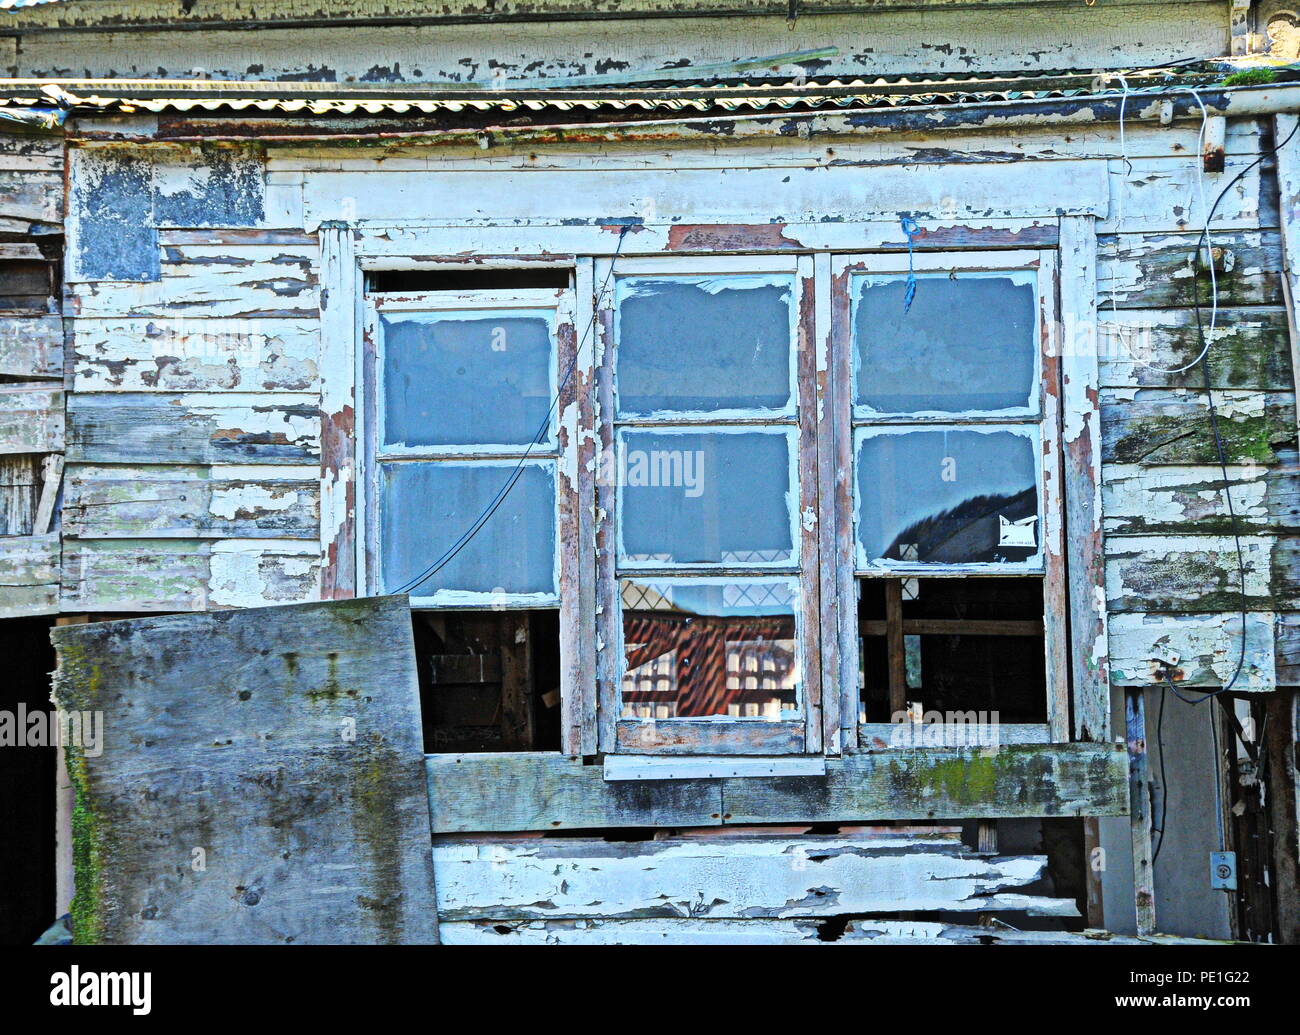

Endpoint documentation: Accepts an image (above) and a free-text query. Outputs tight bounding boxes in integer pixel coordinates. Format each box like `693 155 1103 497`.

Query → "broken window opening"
857 576 1048 724
368 267 571 293
0 237 60 314
413 608 561 754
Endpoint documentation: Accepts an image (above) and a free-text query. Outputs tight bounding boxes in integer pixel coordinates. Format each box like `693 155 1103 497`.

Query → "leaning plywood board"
49 594 439 944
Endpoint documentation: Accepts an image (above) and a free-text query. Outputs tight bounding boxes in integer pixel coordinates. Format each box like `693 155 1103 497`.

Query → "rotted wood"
1098 230 1284 310
50 595 439 944
1105 535 1300 613
432 832 1079 922
63 463 320 539
67 392 320 464
1100 390 1295 467
1111 611 1275 691
1099 308 1293 392
1264 689 1299 943
1103 460 1300 537
0 453 40 535
885 578 906 716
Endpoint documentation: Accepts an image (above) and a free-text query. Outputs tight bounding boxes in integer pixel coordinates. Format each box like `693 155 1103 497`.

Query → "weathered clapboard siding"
68 243 319 319
432 833 1079 921
8 2 1229 82
0 385 64 455
1110 612 1276 689
1103 462 1300 536
1105 535 1298 613
1275 613 1300 684
72 317 320 392
428 744 1128 833
67 393 320 465
1099 308 1293 391
1100 390 1295 467
1098 230 1285 309
64 464 320 539
1098 153 1271 235
0 132 64 235
49 595 439 944
0 532 59 618
0 314 64 380
61 538 321 611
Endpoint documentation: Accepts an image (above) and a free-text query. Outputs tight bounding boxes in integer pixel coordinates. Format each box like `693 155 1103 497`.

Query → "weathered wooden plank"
426 752 724 833
433 833 1078 921
49 595 439 944
1110 611 1276 690
1105 534 1296 613
72 316 319 392
1126 689 1156 935
0 385 63 455
64 464 320 539
302 160 1108 228
1100 389 1295 467
1098 230 1284 309
0 166 63 227
68 393 320 464
1102 460 1300 536
1274 113 1300 446
0 531 58 618
1100 153 1269 235
69 243 319 318
438 917 1221 945
60 538 320 611
0 314 64 379
1060 215 1108 743
720 744 1129 824
1273 613 1300 684
1099 308 1293 391
318 223 358 600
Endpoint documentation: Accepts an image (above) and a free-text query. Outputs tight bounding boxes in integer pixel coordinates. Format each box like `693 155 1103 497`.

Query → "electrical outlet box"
1210 851 1237 891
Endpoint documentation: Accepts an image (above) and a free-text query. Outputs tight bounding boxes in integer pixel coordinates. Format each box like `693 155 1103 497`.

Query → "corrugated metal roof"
0 66 1235 119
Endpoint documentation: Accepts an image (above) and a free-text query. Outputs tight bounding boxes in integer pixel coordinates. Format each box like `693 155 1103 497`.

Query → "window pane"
618 429 796 566
620 578 800 719
616 275 794 415
381 461 556 599
381 310 554 448
855 427 1039 566
853 272 1036 414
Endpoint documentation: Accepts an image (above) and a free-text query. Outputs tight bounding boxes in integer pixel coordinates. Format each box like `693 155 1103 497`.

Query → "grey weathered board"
49 594 439 944
426 743 1128 833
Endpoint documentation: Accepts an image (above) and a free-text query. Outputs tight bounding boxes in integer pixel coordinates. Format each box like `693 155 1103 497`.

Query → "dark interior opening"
858 576 1048 723
0 616 57 944
368 267 571 293
412 609 561 753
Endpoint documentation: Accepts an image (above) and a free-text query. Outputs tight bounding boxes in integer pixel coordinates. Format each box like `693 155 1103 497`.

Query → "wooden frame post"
1126 687 1157 935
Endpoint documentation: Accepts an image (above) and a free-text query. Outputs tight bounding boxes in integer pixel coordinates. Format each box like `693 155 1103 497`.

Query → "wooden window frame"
827 249 1071 745
325 217 1109 764
593 253 823 757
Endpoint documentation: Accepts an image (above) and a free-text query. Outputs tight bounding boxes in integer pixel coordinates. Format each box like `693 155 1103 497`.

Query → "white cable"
1106 79 1223 375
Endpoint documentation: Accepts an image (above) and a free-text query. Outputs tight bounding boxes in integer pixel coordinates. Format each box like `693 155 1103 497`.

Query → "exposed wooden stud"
1126 687 1157 936
33 452 63 534
885 577 907 717
318 221 359 599
1060 215 1110 742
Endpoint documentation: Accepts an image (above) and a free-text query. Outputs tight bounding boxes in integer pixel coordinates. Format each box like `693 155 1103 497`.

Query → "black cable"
1152 683 1170 864
393 225 631 596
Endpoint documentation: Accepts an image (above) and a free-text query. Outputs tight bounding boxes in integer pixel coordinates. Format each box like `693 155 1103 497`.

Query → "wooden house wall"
2 1 1232 83
0 129 64 619
51 117 1300 699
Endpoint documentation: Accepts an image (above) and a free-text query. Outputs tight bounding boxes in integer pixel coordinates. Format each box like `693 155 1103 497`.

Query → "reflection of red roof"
623 613 795 717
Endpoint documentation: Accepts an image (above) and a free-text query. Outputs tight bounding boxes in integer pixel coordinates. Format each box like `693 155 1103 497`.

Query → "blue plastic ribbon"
900 216 922 314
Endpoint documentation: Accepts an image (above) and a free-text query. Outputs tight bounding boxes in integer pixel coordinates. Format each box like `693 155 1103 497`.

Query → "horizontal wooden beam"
426 743 1129 833
860 618 1043 637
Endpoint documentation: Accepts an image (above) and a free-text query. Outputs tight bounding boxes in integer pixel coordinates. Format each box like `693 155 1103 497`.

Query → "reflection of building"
621 612 798 718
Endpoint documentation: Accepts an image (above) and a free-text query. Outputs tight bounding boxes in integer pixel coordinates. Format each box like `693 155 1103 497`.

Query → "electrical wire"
392 224 631 596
